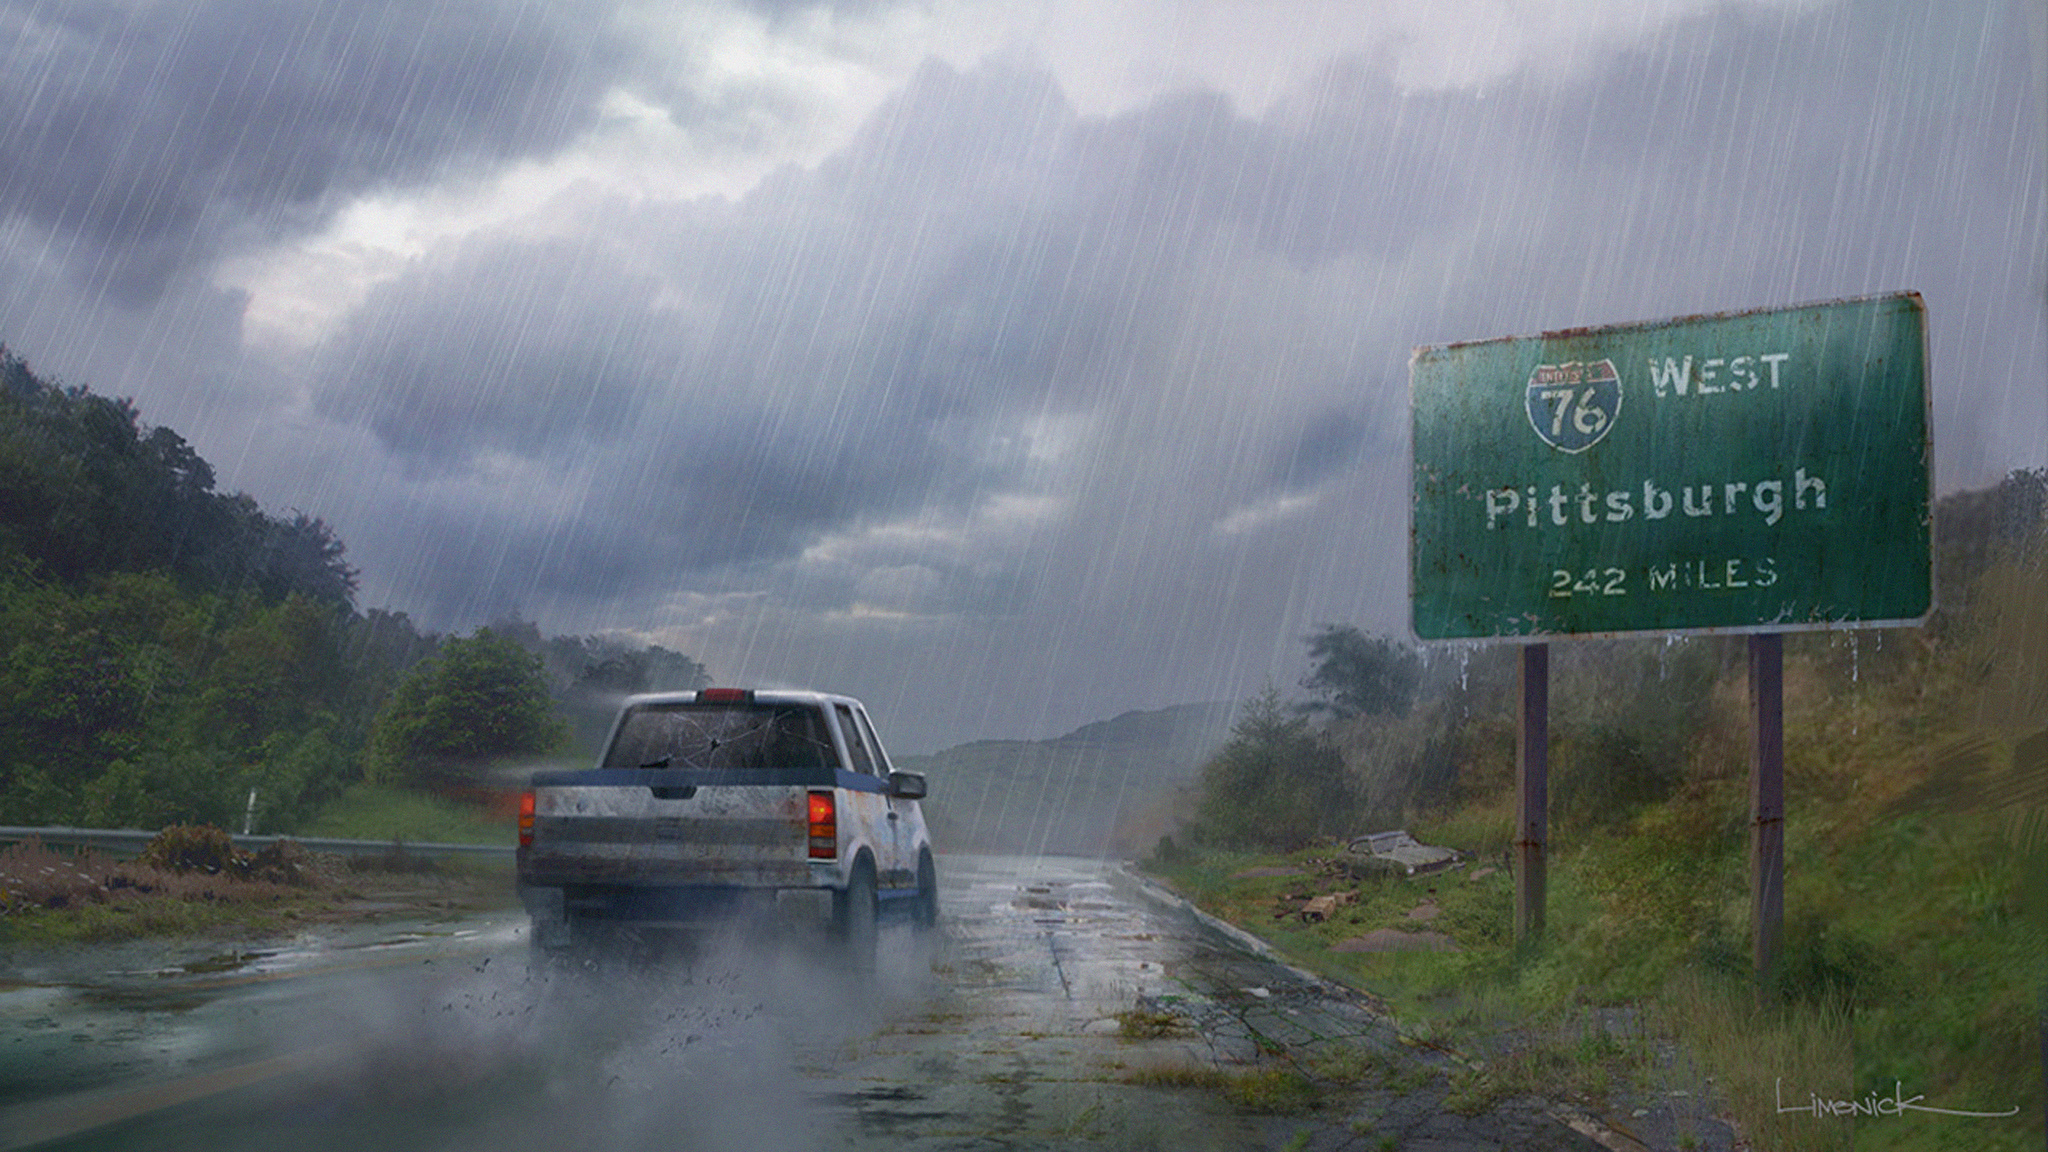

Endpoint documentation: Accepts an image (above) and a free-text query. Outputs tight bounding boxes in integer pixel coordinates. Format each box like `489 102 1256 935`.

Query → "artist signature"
1776 1078 2020 1119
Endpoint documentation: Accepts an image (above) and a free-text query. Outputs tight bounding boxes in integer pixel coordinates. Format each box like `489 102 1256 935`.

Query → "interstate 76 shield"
1524 359 1620 453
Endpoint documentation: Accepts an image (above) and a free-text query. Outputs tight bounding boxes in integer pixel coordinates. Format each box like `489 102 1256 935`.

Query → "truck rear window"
603 703 837 771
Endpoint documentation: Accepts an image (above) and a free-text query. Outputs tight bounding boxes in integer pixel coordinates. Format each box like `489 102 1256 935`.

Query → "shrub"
1193 687 1351 850
1148 833 1192 867
246 839 314 886
368 628 566 788
136 823 249 877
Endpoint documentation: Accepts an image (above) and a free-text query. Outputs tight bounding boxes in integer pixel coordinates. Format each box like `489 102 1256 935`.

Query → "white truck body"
517 688 934 948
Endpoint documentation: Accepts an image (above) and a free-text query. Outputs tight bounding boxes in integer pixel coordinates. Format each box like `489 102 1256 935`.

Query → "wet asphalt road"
0 855 1674 1151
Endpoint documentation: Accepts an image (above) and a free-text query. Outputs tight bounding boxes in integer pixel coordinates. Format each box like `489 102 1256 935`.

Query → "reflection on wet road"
1 855 1617 1151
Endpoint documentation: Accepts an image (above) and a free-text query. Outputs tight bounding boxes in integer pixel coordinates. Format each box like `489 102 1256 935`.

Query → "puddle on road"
5 913 522 1005
173 950 276 977
73 985 209 1014
350 933 438 952
813 1083 960 1135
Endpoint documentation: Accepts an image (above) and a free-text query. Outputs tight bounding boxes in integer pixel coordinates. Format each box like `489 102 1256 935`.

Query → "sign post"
1750 632 1785 998
1411 292 1930 972
1516 643 1548 945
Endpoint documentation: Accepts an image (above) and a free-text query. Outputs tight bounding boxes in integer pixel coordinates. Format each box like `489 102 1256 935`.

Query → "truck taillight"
698 687 754 704
807 791 836 858
518 790 535 848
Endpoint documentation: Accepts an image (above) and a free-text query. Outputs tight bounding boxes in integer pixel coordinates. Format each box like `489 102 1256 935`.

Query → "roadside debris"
1340 830 1466 879
1297 891 1358 923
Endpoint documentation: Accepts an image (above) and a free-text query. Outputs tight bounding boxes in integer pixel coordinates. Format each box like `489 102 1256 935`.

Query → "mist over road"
3 856 1627 1151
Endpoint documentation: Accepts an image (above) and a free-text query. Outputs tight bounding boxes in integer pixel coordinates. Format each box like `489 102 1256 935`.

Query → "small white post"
243 789 258 836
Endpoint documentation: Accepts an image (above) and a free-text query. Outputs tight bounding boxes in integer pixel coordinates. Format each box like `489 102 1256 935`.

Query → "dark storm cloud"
723 61 1138 417
319 3 2042 650
313 236 663 467
0 0 621 302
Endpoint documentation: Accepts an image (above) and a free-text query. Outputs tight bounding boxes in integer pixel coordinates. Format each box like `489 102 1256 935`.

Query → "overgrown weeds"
133 823 315 885
1114 1007 1191 1040
0 835 321 942
1652 973 1852 1152
1121 1064 1323 1114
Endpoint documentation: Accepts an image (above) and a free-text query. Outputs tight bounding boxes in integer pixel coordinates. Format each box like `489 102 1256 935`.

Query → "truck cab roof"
618 687 868 710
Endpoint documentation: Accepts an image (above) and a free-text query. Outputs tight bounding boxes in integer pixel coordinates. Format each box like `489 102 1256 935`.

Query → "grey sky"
1 0 2041 752
0 0 622 300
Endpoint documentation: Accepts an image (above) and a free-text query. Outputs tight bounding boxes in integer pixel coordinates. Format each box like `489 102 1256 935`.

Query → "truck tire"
529 912 593 966
529 917 566 963
832 858 878 972
912 851 939 931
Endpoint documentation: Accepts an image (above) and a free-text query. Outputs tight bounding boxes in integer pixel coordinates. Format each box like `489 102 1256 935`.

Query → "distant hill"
900 701 1238 859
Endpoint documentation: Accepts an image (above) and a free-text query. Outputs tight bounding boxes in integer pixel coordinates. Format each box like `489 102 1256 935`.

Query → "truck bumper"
530 882 835 932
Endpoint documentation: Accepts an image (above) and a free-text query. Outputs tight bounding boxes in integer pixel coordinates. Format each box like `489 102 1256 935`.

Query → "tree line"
0 347 708 831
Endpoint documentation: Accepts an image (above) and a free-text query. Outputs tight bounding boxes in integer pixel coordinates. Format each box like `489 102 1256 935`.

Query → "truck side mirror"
888 771 927 800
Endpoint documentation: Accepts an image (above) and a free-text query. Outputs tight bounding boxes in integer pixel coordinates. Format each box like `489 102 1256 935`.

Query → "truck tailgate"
523 780 812 887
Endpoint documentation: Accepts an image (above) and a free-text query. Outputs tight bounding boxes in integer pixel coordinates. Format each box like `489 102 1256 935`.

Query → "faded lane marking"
0 1044 344 1150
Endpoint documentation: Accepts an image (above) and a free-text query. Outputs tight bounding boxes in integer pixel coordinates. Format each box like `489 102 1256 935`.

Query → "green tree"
0 347 357 605
1193 686 1351 850
368 627 568 788
1298 625 1421 720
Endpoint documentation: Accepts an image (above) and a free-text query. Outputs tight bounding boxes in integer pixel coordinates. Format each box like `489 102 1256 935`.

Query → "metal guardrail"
0 826 515 860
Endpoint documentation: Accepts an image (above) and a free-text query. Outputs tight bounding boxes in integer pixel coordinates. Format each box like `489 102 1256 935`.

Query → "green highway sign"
1410 292 1930 641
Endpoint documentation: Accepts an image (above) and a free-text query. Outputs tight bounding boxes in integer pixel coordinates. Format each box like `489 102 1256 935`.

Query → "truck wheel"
529 913 587 966
833 859 878 972
529 918 563 964
912 851 939 931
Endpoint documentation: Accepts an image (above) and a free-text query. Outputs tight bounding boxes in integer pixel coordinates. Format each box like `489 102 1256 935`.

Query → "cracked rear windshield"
603 703 836 771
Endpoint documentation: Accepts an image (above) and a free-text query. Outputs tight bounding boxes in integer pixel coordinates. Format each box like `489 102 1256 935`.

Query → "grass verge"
1142 790 2042 1152
298 783 513 846
0 835 519 945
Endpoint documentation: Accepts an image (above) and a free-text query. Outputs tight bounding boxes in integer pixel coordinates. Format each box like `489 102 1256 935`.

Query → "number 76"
1536 387 1610 436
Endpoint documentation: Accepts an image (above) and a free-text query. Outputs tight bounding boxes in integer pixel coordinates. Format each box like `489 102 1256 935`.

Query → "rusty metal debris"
1341 831 1467 879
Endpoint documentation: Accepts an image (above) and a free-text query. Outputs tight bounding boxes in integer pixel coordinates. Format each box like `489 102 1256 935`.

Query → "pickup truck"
516 687 935 961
